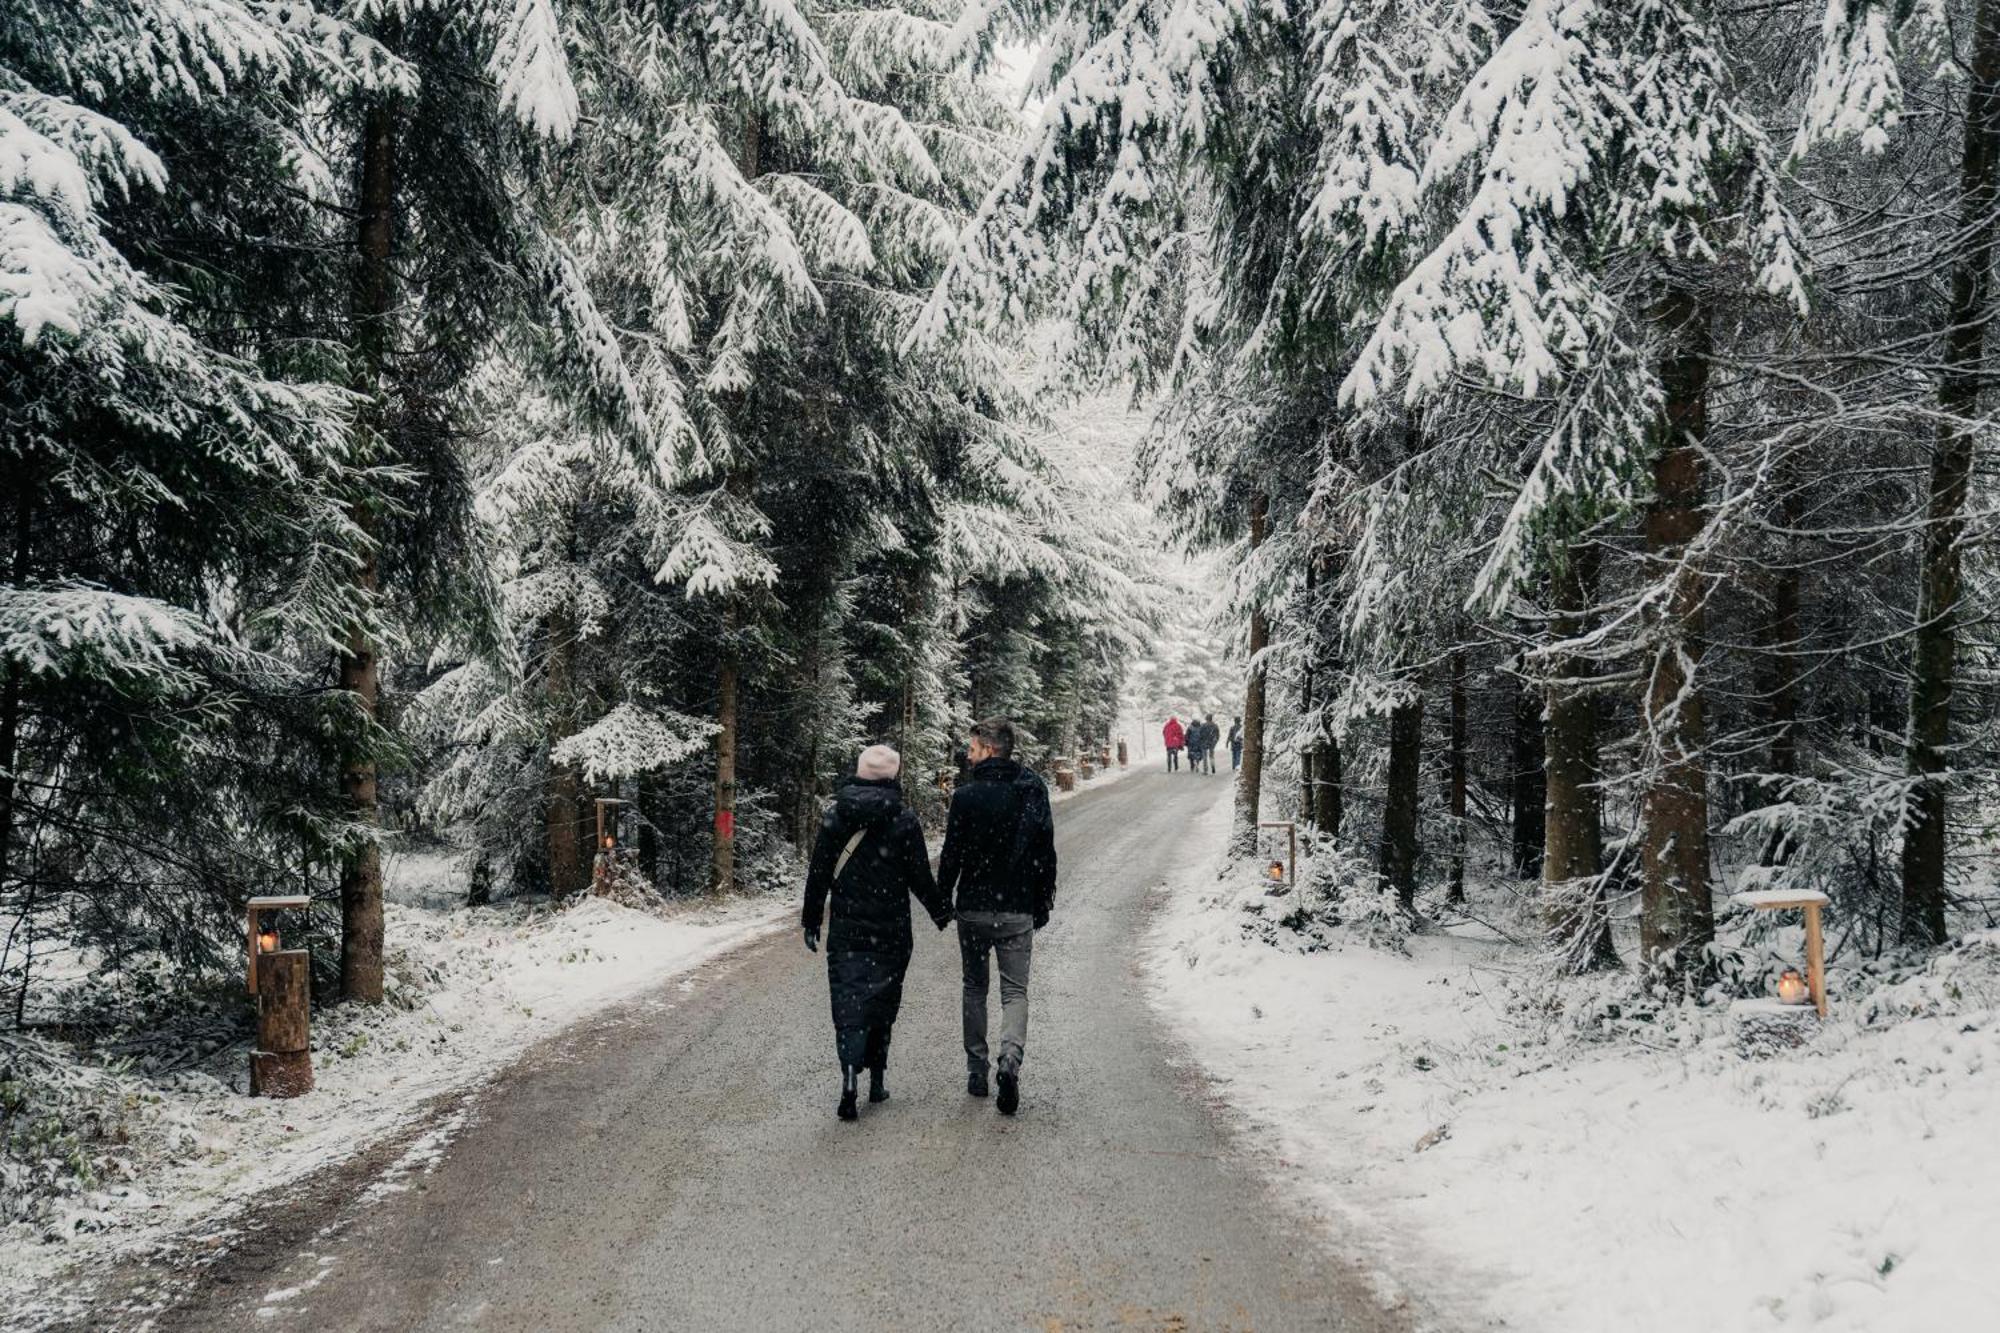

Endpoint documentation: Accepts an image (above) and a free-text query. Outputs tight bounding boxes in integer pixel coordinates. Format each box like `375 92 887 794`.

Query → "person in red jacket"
1162 716 1185 772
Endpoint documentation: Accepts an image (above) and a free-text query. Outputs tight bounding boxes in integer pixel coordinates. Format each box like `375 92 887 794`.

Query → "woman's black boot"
838 1066 859 1121
868 1065 889 1103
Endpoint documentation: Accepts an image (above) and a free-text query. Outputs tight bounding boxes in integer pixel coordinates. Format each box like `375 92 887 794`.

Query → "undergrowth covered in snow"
1149 797 2000 1332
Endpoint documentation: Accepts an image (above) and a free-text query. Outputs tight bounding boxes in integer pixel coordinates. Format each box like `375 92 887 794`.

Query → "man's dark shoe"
839 1067 860 1120
995 1069 1019 1115
869 1068 890 1103
968 1069 989 1098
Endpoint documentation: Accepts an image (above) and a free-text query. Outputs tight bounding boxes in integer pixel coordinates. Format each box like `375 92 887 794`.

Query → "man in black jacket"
937 717 1055 1115
803 745 952 1121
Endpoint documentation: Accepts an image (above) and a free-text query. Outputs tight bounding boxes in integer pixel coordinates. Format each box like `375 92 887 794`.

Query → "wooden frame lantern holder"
246 895 313 1098
592 797 628 893
1732 889 1830 1019
1257 820 1297 888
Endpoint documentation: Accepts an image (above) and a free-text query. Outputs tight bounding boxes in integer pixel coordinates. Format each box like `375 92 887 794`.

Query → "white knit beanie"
856 744 902 781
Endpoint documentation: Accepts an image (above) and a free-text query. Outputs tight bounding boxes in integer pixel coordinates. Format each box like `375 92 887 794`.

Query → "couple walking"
800 718 1057 1122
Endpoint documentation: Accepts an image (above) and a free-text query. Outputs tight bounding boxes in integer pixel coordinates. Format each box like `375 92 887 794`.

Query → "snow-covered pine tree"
1 1 408 1002
1340 0 1810 978
308 0 669 995
406 0 1133 899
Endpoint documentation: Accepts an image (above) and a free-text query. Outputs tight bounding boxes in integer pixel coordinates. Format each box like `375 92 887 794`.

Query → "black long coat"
802 778 949 1055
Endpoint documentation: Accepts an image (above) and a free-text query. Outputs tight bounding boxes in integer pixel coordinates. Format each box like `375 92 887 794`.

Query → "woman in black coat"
802 745 951 1120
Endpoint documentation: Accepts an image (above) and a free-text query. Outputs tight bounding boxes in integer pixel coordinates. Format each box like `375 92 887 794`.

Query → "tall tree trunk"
1639 285 1714 976
636 776 659 886
545 607 587 900
1231 492 1270 855
1299 561 1318 828
1544 541 1615 970
1510 667 1546 878
339 95 397 1004
1761 521 1803 867
710 109 764 897
1300 671 1317 827
1377 687 1423 913
712 632 739 895
1447 647 1467 904
1314 737 1342 840
0 474 32 903
1903 0 2000 946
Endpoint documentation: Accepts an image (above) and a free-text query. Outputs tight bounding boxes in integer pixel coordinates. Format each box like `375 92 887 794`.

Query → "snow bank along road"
76 772 1414 1332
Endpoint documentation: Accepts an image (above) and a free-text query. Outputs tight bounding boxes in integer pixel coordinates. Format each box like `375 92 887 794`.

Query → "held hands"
803 927 819 953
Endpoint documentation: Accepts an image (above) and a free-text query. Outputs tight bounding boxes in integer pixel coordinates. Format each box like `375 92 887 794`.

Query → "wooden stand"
251 948 314 1097
1732 889 1830 1018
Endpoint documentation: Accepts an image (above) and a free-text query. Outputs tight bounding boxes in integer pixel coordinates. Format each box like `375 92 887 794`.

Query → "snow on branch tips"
1792 0 1903 160
488 0 580 141
549 703 720 784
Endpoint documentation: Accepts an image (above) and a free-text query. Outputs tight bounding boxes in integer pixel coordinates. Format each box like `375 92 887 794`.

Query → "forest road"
137 769 1416 1333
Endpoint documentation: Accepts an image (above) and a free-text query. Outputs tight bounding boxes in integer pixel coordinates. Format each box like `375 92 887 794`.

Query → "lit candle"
257 927 279 954
1776 969 1808 1005
1267 861 1285 882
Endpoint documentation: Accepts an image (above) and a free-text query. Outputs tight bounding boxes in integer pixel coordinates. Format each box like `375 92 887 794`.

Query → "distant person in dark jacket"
1162 716 1184 771
1229 716 1243 771
937 717 1055 1116
1185 714 1206 775
1200 715 1221 773
803 745 951 1121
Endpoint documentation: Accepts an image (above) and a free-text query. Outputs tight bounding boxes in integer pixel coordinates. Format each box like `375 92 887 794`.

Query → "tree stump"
1055 768 1076 793
251 949 314 1097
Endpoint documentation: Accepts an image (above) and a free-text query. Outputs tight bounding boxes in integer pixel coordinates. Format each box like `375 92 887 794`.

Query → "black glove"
1033 910 1050 931
803 927 819 953
937 911 954 932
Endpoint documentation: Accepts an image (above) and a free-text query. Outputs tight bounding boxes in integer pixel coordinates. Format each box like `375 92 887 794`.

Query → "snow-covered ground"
1147 795 2000 1333
0 859 786 1322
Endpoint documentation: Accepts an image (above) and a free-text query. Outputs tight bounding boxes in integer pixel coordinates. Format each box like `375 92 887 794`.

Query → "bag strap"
832 826 869 881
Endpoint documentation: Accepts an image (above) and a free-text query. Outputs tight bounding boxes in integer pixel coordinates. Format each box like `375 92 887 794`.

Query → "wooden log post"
251 949 314 1097
1804 899 1828 1020
1117 739 1128 768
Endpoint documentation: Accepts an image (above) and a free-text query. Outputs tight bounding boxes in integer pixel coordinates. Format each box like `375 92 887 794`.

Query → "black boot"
868 1066 889 1103
995 1067 1019 1116
967 1067 989 1098
838 1066 859 1121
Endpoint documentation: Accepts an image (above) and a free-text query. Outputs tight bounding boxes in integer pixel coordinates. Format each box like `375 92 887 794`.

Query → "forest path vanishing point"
80 772 1417 1332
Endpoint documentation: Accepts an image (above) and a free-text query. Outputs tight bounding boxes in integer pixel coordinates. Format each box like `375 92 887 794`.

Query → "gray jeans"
957 911 1033 1073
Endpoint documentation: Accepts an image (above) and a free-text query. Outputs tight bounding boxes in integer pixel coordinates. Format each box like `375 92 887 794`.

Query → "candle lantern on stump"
246 895 313 1098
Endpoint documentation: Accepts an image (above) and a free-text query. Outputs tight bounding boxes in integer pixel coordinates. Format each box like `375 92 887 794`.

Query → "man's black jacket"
802 778 950 953
937 757 1057 923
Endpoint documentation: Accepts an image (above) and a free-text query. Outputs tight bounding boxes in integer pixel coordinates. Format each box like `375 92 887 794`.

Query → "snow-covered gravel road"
73 770 1416 1332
